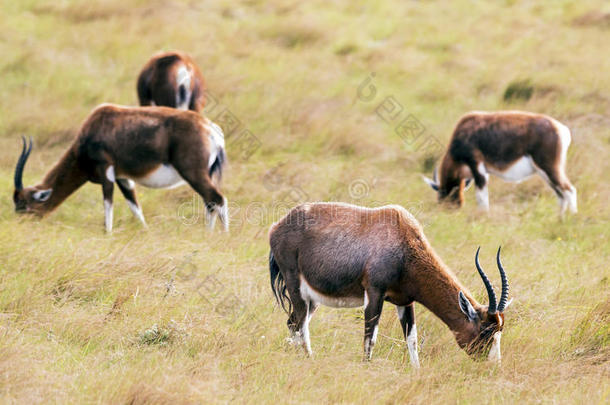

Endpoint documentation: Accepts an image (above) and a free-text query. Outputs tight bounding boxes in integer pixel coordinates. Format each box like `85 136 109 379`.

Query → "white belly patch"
487 156 535 183
130 164 186 189
299 275 364 308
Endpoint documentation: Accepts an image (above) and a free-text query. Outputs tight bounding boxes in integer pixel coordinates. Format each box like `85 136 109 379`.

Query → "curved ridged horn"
496 246 510 312
14 136 33 190
475 246 497 314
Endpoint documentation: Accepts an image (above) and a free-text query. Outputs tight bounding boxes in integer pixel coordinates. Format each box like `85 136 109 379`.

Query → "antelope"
13 104 228 232
268 202 510 368
423 111 577 217
137 51 206 112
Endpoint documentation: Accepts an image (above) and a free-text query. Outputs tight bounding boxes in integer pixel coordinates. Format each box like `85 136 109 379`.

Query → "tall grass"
0 0 608 403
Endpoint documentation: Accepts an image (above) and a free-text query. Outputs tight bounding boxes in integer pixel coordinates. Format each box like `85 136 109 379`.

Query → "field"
1 0 609 403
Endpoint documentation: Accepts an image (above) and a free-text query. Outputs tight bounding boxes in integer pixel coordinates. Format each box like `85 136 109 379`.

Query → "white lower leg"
558 194 568 218
127 201 147 227
487 331 502 363
301 305 313 356
371 325 378 357
206 198 229 231
475 184 490 211
364 325 378 361
218 197 229 232
104 200 113 233
206 207 217 230
566 187 578 213
407 324 420 368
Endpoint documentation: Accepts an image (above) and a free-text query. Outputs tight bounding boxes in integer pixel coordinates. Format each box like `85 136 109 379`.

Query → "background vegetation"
1 0 608 403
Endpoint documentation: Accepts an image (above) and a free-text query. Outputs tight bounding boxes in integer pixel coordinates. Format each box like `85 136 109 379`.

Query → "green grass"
1 0 609 403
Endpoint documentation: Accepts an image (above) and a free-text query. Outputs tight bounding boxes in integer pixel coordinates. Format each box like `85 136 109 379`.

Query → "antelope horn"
475 246 497 314
496 246 510 312
14 136 33 191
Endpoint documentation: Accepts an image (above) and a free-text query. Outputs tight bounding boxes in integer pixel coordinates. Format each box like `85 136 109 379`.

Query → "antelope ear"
464 178 473 191
32 189 52 202
422 176 439 191
458 291 478 322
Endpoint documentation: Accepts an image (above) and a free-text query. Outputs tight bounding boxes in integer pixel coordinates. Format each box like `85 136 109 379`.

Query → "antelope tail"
208 146 226 181
176 65 191 109
269 250 291 314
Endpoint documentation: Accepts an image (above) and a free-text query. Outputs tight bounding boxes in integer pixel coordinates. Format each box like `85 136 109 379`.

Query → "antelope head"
457 247 511 362
423 166 472 206
13 137 53 215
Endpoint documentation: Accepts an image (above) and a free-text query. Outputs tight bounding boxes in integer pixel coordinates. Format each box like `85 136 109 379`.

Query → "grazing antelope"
137 51 206 112
13 104 228 232
423 111 577 216
269 202 510 367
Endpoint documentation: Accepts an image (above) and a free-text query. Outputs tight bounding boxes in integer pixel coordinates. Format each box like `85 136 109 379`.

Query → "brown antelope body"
424 111 577 216
137 51 206 112
269 202 510 367
13 104 227 232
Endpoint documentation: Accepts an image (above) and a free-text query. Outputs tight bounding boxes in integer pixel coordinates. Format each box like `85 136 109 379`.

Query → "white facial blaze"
487 331 502 363
32 189 52 202
422 175 439 191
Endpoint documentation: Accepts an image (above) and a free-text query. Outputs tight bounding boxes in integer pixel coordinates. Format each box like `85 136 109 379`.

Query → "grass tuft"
572 10 610 29
334 43 359 56
566 299 610 362
137 322 185 347
0 0 609 402
503 79 534 102
262 23 323 49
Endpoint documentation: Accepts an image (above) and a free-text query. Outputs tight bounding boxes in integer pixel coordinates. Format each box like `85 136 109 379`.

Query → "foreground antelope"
137 51 206 112
269 202 510 367
423 111 577 216
13 104 227 232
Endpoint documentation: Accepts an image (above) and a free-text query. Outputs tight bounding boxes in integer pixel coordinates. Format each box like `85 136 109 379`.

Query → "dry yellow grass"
0 0 609 403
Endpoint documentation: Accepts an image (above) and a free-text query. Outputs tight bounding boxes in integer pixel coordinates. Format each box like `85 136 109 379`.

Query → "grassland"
0 0 609 403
